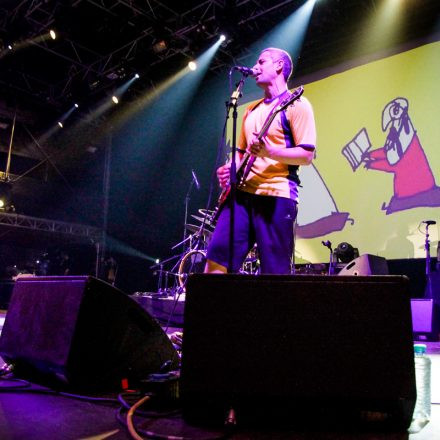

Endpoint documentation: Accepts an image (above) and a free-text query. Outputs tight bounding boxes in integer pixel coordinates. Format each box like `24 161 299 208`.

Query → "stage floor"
0 310 439 440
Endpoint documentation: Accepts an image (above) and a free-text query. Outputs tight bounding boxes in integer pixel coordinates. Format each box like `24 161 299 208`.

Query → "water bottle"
409 344 431 433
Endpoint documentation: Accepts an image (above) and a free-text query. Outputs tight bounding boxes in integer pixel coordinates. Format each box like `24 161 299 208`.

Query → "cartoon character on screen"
343 97 440 214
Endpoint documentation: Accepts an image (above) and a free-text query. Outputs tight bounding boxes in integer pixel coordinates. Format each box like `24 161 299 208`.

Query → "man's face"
252 50 282 87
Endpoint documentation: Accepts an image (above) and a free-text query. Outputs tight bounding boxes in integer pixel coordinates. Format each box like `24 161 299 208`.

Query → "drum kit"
152 208 260 296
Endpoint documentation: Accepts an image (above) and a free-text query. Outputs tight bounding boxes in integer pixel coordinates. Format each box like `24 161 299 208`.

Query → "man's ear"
276 59 284 75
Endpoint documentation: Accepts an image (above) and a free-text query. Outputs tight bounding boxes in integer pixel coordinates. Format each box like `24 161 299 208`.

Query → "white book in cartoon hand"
342 128 372 171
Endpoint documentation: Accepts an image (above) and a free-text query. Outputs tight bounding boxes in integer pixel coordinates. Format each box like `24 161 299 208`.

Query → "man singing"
205 47 317 274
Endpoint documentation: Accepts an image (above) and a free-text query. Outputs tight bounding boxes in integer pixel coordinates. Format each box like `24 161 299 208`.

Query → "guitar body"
211 156 248 223
211 86 304 223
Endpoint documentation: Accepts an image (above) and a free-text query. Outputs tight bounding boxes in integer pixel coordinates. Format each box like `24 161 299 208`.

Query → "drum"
178 250 207 288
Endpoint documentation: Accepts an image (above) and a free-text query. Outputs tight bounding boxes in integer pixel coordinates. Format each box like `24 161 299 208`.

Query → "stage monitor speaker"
338 254 389 276
0 276 178 390
181 274 416 431
411 299 440 341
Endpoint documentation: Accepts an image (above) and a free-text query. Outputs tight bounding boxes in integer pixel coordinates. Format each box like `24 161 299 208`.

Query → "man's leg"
204 259 227 273
205 191 254 273
253 195 297 274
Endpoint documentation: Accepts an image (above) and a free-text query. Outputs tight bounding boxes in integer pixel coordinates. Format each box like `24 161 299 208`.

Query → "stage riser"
132 294 184 327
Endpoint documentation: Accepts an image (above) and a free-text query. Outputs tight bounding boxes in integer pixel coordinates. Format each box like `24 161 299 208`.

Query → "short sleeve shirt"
238 94 316 201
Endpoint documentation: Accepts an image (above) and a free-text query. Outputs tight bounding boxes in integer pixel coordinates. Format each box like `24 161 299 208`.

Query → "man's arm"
250 141 314 165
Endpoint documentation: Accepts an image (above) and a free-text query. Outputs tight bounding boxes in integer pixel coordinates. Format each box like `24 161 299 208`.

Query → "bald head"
261 48 293 82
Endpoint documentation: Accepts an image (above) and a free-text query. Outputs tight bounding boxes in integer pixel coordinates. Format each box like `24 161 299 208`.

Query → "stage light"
49 30 56 40
152 39 168 54
57 121 63 128
74 103 79 108
219 34 226 42
334 242 359 264
7 45 12 50
155 259 160 264
112 96 119 104
0 181 14 212
188 61 197 71
134 73 140 79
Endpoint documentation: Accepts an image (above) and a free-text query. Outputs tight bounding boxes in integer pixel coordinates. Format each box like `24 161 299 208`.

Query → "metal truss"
0 0 299 109
0 211 102 242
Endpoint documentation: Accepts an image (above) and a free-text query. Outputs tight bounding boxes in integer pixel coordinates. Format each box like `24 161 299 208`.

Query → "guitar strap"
280 107 301 185
241 92 292 184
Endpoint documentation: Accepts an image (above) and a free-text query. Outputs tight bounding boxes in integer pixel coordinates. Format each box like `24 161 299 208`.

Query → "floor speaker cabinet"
338 254 389 276
181 274 416 431
0 276 178 390
411 299 440 341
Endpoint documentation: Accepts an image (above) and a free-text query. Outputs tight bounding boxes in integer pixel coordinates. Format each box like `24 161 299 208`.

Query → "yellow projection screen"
236 40 440 264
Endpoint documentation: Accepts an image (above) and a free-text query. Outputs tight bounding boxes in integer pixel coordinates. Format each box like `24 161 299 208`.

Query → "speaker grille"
181 274 415 430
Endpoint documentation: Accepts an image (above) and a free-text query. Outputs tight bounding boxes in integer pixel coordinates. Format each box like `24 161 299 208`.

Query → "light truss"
0 0 299 109
0 211 102 242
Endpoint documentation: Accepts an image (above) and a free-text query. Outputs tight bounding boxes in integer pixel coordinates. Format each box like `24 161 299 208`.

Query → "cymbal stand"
172 233 193 252
183 172 198 253
158 262 166 294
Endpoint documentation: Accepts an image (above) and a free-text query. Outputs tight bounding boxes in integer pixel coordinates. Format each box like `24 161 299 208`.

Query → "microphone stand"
424 223 433 299
226 74 247 272
322 241 334 275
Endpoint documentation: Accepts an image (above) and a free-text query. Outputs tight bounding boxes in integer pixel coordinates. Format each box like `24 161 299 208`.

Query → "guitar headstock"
277 86 304 112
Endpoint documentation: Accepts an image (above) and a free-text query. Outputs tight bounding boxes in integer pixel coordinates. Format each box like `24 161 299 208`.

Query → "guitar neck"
233 87 304 181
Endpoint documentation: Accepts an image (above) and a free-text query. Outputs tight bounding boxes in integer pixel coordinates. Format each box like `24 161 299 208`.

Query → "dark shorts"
206 190 297 274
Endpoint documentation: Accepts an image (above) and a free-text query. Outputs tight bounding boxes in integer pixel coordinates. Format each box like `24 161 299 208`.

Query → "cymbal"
191 214 215 226
198 208 215 219
185 224 213 238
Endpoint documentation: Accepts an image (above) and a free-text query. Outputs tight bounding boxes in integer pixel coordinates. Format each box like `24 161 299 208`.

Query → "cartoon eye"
391 104 401 116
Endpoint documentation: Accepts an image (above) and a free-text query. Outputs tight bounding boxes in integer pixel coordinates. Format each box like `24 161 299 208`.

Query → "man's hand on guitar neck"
248 131 270 158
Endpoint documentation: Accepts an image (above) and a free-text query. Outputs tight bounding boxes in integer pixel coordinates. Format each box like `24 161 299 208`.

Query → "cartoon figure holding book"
343 97 440 214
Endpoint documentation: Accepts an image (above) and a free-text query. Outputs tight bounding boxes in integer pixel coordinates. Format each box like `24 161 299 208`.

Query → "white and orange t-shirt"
237 93 316 202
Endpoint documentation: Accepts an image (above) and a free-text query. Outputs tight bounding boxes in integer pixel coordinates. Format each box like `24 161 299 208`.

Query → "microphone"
422 220 436 226
233 66 258 76
321 240 332 249
191 169 200 190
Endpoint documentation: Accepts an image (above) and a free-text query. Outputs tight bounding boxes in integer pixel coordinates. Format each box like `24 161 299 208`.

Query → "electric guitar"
212 85 304 222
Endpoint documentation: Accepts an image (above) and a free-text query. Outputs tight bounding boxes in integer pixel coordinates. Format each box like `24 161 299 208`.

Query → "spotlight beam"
104 235 159 263
21 126 75 192
110 37 223 132
250 0 317 60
